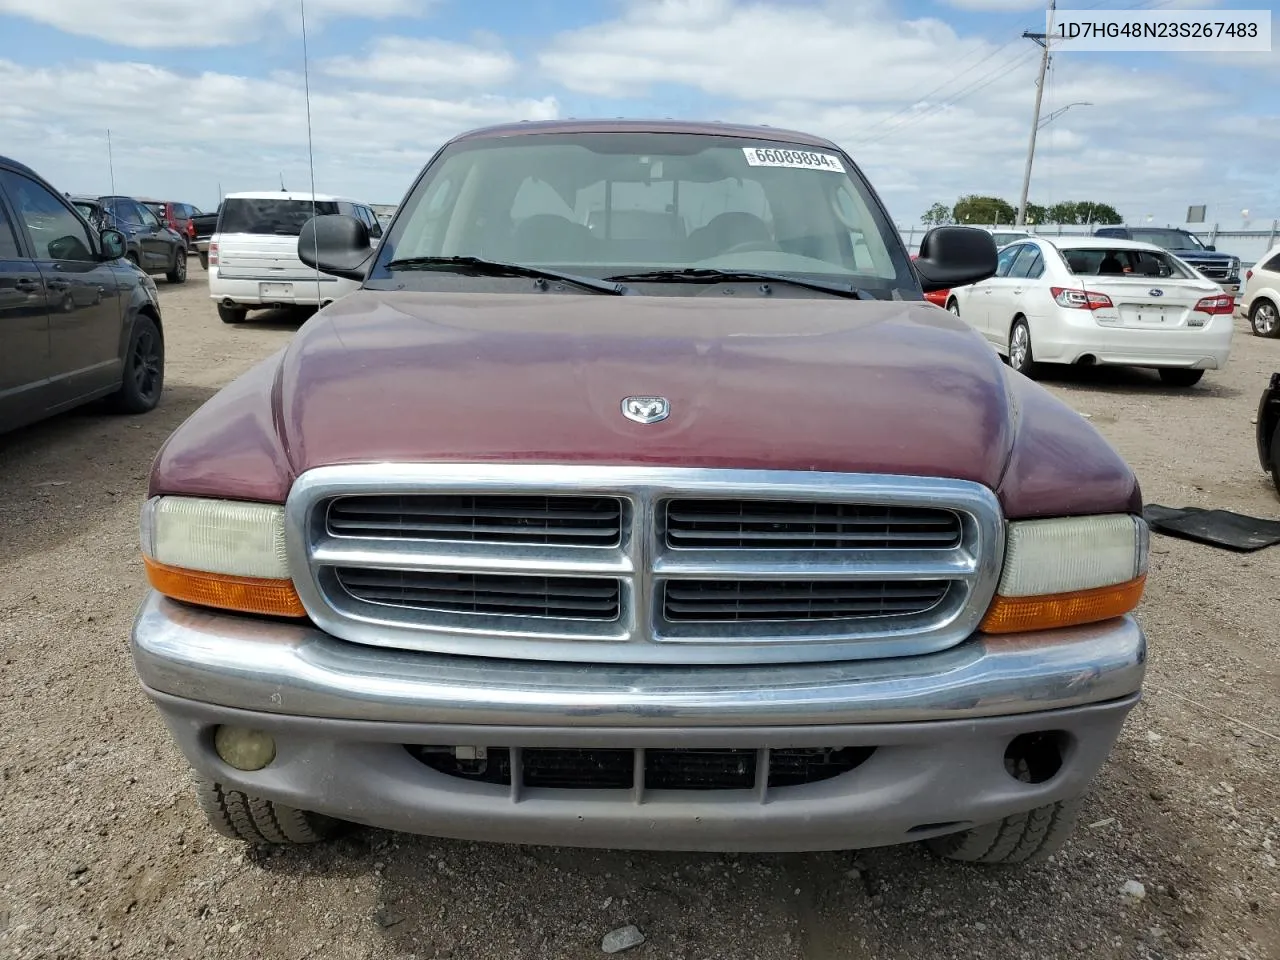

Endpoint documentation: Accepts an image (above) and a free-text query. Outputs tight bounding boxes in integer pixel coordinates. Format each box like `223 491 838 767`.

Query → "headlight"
140 497 304 617
981 514 1147 634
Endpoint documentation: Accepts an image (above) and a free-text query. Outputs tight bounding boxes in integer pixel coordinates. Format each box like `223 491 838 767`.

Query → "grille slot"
328 495 623 546
408 746 874 791
336 569 621 621
665 499 962 550
663 579 950 622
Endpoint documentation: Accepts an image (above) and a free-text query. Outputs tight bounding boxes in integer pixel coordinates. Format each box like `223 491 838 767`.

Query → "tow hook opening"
1003 731 1069 784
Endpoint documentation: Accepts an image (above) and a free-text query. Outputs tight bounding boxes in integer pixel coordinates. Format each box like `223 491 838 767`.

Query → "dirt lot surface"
1 265 1277 960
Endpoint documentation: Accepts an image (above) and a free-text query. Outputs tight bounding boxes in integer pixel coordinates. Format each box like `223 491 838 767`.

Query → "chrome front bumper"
132 594 1145 851
132 593 1144 727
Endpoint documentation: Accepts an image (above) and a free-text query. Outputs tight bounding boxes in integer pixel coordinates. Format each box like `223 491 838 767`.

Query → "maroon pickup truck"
131 120 1148 865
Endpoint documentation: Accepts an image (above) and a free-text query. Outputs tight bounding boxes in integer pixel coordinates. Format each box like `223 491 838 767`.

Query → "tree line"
920 195 1124 227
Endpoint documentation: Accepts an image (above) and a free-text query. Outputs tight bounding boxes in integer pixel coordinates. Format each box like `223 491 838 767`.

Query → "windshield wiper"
604 268 873 300
386 255 629 295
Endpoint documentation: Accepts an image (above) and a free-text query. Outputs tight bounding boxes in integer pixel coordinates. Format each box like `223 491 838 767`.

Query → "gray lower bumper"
132 594 1145 851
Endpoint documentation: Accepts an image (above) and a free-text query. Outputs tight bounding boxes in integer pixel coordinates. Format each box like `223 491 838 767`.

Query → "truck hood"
274 290 1014 485
149 289 1141 518
1176 250 1234 263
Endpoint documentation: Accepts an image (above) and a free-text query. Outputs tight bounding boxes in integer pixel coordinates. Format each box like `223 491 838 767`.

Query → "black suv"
1 157 165 433
1093 226 1241 295
70 195 188 284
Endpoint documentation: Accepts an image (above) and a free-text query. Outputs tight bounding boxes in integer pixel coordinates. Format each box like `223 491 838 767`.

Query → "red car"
142 200 204 247
130 119 1146 867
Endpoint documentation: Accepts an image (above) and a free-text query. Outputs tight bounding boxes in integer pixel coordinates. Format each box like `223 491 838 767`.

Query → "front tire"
218 303 248 324
1008 318 1036 377
198 250 209 270
194 776 341 845
108 313 164 414
925 797 1081 864
166 247 187 284
1158 368 1204 388
1250 298 1279 338
947 298 960 317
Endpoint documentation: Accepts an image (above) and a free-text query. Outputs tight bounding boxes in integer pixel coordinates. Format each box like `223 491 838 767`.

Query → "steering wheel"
719 239 779 255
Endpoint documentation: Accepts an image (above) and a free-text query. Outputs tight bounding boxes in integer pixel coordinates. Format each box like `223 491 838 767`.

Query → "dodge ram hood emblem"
622 396 669 424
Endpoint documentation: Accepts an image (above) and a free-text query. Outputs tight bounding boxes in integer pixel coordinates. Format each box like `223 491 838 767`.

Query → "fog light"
214 726 276 771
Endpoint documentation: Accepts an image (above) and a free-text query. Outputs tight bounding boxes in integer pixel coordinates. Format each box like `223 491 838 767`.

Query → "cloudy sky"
0 0 1275 227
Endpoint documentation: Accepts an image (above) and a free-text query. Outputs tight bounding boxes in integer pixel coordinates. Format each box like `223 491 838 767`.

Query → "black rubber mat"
1144 505 1280 552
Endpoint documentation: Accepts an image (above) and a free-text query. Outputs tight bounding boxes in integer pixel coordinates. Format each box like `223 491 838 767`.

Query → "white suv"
1242 243 1280 338
208 191 382 323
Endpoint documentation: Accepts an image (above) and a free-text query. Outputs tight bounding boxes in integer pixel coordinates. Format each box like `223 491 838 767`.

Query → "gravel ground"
1 266 1277 960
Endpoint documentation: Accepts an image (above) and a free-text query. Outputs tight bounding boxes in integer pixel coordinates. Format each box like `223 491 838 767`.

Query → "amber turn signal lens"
144 557 306 618
980 575 1146 635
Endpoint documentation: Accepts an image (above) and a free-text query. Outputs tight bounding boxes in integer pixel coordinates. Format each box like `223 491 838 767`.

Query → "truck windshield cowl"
369 132 915 296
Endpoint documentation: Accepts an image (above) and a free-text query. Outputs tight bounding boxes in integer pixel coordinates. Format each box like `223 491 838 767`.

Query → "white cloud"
322 37 518 88
539 0 991 102
0 59 556 205
0 0 432 48
537 0 1261 225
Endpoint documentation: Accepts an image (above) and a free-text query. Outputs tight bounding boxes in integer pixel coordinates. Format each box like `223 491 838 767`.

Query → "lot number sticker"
743 147 844 172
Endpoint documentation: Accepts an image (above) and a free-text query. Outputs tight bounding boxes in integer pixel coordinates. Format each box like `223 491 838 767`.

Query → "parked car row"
70 194 189 284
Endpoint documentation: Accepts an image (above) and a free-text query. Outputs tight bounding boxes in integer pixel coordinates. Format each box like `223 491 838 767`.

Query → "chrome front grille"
286 465 1004 665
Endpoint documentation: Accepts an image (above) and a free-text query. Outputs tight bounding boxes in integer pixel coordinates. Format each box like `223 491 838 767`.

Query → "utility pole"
1016 0 1055 227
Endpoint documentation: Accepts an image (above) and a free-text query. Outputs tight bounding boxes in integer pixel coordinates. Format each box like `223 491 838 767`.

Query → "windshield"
372 132 913 294
219 198 339 236
1060 247 1194 279
1133 229 1203 251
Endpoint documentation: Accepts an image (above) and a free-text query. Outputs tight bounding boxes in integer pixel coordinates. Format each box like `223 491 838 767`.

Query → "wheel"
946 298 960 317
166 247 187 284
1158 368 1204 387
925 797 1081 864
194 776 341 845
1250 298 1279 338
198 251 209 271
218 303 248 324
1008 318 1036 377
107 313 163 414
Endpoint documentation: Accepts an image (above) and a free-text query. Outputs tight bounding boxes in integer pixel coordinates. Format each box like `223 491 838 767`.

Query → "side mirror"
913 225 998 293
1205 244 1216 252
100 229 126 261
298 214 372 282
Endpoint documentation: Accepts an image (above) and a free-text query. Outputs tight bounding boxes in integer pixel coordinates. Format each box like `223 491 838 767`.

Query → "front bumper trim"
131 593 1146 727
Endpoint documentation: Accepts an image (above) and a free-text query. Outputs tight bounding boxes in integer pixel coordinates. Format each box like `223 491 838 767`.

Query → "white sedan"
946 237 1234 387
1241 242 1280 338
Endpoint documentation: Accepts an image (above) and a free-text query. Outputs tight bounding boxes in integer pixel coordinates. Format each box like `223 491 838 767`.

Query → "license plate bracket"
260 281 294 298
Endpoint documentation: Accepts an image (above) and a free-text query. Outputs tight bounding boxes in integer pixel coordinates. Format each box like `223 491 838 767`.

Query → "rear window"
218 198 340 236
1061 247 1191 279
